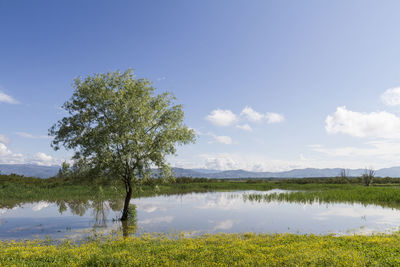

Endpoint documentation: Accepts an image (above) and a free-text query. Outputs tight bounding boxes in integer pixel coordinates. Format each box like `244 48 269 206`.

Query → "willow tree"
49 70 195 220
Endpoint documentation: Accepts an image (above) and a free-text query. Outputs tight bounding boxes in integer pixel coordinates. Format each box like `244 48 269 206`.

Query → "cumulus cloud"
29 152 58 166
0 142 62 166
197 153 311 172
381 87 400 106
326 106 400 138
0 143 24 164
206 109 238 126
0 134 10 144
206 107 284 129
240 107 264 122
265 112 285 123
240 107 285 124
236 124 252 131
203 154 238 170
16 132 50 139
0 91 18 104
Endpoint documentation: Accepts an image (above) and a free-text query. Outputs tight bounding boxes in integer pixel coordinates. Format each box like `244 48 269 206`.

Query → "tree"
362 168 375 186
339 169 347 179
49 69 196 220
57 161 70 178
339 169 350 183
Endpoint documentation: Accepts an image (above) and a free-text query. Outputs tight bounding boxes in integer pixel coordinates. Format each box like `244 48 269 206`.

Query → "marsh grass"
244 185 400 209
2 174 400 210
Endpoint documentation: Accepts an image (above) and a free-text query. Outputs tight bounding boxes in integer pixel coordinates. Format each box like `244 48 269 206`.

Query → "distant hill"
2 164 400 179
0 164 59 178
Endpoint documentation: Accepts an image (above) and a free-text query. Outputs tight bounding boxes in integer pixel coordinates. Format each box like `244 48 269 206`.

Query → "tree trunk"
120 182 132 221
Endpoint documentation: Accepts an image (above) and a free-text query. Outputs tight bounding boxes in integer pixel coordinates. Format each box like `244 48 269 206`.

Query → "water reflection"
1 190 400 240
0 198 138 240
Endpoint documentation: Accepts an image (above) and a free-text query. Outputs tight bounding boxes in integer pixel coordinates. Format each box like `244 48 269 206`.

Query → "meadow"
2 233 400 266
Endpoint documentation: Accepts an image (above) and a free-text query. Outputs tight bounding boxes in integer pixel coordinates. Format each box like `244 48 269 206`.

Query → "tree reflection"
121 204 137 237
91 199 108 228
53 198 137 236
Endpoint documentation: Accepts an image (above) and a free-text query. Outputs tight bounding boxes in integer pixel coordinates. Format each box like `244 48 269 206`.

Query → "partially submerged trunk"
120 180 132 221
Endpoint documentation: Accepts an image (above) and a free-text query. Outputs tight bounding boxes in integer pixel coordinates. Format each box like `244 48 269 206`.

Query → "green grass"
2 233 400 266
2 174 400 210
244 184 400 209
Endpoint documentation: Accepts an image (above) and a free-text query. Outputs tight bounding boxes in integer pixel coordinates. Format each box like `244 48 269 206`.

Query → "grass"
2 174 400 210
244 184 400 209
2 233 400 266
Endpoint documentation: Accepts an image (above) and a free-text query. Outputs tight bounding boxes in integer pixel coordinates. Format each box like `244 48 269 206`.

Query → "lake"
1 189 399 240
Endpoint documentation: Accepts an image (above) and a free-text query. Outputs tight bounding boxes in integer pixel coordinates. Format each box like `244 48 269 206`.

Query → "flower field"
1 233 400 266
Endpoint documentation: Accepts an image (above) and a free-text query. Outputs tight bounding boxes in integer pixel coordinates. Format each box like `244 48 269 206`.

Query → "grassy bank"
1 233 400 266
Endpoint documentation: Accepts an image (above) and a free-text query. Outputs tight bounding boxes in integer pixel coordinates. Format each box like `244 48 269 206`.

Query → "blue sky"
2 0 400 171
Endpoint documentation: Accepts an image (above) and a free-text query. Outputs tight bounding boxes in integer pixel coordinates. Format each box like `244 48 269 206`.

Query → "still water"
1 190 400 240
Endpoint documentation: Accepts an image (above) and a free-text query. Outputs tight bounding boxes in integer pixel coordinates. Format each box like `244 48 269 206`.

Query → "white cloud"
326 106 400 138
0 134 10 144
0 143 24 164
170 151 385 172
206 109 238 126
29 152 58 166
236 124 252 131
0 143 62 166
213 135 232 145
310 140 400 159
206 107 284 128
198 153 307 172
0 143 12 157
0 91 18 104
202 154 239 170
381 87 400 106
16 132 50 139
240 107 285 124
265 112 285 123
201 132 234 145
240 107 264 122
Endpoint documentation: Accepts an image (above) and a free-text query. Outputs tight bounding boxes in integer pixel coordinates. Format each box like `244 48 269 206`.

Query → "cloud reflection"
213 220 234 231
139 216 174 225
315 205 400 226
31 201 50 211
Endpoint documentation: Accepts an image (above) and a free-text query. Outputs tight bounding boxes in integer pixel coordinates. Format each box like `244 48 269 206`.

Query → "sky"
2 0 400 171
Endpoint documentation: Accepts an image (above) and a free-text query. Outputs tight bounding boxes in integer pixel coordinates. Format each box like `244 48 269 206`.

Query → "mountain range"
2 164 400 179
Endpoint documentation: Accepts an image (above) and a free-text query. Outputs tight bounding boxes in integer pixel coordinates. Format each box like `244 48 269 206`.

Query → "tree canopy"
49 69 195 220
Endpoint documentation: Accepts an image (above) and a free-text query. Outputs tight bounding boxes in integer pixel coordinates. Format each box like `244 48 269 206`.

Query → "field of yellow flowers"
1 233 400 266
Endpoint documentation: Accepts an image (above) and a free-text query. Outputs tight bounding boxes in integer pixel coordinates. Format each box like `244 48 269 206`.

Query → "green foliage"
49 69 195 184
